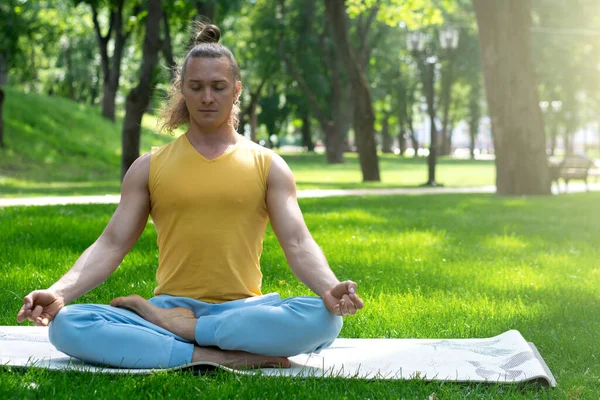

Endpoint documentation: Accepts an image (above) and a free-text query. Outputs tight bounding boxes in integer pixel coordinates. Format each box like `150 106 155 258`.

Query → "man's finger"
16 306 27 323
339 301 348 316
342 294 357 316
330 303 341 316
341 295 353 316
349 293 364 310
346 281 358 295
30 305 43 322
22 295 33 310
330 280 357 299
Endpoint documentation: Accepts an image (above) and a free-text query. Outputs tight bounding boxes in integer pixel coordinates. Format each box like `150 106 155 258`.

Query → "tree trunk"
323 120 343 163
381 112 393 153
247 77 268 142
339 83 353 153
398 123 407 156
278 1 342 163
469 124 477 159
0 88 4 148
444 123 454 156
324 0 379 181
0 52 8 86
473 0 550 195
249 103 258 143
407 115 419 155
301 109 315 151
162 10 176 82
92 1 127 122
328 49 344 163
90 66 100 105
121 0 163 179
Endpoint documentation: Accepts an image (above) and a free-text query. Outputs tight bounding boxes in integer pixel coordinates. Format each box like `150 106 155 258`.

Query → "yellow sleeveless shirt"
149 134 273 303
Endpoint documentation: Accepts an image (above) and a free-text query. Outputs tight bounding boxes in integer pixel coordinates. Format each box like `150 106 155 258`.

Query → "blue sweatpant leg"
193 295 343 357
49 304 194 369
50 294 342 368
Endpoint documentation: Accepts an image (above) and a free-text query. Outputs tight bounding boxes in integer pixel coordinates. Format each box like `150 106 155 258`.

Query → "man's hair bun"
194 23 221 45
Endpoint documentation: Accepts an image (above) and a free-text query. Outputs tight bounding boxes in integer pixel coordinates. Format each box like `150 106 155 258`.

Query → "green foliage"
0 0 50 81
375 0 445 28
1 192 599 397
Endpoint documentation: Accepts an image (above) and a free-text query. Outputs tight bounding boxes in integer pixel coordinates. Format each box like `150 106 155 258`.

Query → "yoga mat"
0 327 556 387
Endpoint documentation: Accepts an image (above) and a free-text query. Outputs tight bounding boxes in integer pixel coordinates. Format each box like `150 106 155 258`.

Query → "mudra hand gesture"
322 280 364 317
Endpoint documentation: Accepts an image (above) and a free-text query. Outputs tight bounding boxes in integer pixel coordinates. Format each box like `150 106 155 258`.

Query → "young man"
16 24 363 369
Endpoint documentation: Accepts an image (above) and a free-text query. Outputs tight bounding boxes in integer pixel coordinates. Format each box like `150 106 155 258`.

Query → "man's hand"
322 280 364 317
16 290 65 327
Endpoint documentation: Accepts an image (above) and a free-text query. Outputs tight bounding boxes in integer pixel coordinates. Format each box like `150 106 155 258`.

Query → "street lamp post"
406 27 459 186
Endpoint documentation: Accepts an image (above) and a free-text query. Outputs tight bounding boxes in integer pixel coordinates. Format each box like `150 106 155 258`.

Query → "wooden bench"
549 155 596 192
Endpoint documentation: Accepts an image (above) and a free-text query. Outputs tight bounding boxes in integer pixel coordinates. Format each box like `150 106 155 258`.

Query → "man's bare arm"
17 153 152 325
50 153 152 304
266 154 363 316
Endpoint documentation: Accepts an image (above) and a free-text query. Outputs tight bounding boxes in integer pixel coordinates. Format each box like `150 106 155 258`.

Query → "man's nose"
201 88 214 104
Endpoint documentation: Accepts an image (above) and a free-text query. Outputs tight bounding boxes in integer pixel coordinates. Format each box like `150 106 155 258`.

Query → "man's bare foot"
110 294 196 341
193 346 291 370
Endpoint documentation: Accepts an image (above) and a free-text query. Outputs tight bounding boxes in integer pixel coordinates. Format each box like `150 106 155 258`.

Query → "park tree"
0 88 4 148
120 0 162 178
368 22 408 154
0 0 48 148
473 0 551 195
77 0 144 122
277 0 347 164
325 0 380 181
230 0 280 143
258 83 291 147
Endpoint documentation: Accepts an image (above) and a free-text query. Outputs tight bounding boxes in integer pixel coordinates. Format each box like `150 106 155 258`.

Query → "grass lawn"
1 193 599 399
0 88 495 197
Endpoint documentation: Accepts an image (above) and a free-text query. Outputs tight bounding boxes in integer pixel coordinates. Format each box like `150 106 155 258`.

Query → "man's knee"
313 300 343 342
291 297 343 344
49 305 92 354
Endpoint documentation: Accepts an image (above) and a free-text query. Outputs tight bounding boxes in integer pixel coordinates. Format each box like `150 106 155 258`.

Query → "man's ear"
235 81 243 102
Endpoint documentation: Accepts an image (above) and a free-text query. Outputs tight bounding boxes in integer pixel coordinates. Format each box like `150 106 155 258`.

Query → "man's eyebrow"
187 79 228 84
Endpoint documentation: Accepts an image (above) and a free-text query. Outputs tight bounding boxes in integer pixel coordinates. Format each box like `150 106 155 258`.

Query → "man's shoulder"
239 136 275 156
152 136 181 155
238 136 277 169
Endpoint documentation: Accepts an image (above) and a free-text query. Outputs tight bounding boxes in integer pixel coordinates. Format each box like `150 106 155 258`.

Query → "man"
17 24 363 370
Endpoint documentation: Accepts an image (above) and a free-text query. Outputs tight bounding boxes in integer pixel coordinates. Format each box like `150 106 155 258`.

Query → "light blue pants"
49 293 342 369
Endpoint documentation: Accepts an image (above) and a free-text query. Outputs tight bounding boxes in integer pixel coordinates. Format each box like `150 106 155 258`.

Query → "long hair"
158 22 242 134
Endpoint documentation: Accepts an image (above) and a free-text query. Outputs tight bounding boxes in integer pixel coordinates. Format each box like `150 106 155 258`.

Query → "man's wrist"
48 286 67 303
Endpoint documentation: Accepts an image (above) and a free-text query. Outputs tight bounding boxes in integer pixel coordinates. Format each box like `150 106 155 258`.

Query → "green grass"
1 193 599 398
0 87 177 197
0 88 495 197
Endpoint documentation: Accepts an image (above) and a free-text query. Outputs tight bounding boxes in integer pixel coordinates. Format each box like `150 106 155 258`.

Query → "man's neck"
186 122 238 148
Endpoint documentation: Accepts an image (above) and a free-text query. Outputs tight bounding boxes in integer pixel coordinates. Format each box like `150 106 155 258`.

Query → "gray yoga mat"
0 326 556 387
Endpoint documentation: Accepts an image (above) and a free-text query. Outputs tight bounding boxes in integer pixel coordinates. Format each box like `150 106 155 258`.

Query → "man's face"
181 57 240 130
